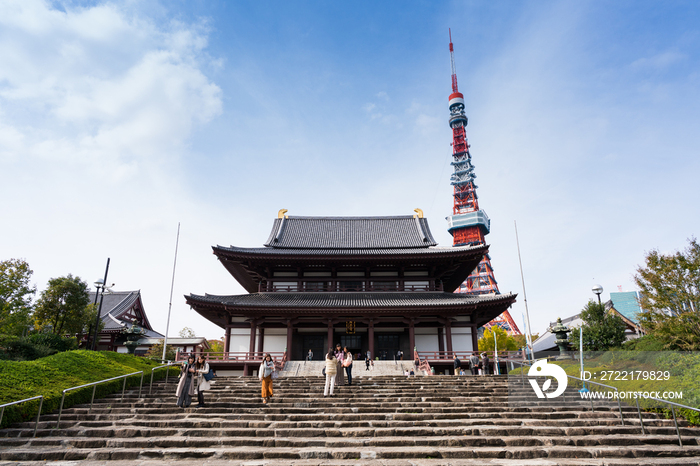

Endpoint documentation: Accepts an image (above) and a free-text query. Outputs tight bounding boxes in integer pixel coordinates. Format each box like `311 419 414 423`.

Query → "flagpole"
514 221 534 360
162 223 180 362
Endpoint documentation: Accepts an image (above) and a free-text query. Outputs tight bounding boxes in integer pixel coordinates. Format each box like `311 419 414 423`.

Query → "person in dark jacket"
469 353 480 375
481 353 490 375
453 354 462 375
175 356 196 408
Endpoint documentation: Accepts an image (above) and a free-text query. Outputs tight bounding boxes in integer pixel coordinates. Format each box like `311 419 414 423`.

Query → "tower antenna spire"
449 28 458 93
445 29 522 336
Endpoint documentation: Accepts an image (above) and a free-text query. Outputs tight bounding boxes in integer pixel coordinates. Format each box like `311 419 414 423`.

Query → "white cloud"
0 0 225 338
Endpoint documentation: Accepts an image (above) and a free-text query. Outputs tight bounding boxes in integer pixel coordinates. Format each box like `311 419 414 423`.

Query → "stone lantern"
122 319 145 354
549 317 572 359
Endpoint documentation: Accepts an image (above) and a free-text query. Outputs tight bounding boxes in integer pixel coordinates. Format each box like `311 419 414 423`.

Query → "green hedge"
0 350 180 429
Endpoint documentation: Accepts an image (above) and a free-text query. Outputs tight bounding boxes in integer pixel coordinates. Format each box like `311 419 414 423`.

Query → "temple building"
186 212 516 374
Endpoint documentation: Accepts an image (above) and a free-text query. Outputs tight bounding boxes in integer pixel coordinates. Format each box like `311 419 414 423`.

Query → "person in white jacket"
195 355 211 408
259 353 275 404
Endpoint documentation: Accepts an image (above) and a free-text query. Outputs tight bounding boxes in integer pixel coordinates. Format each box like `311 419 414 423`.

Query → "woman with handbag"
195 355 212 408
176 355 196 408
324 349 337 397
258 353 275 404
343 346 353 386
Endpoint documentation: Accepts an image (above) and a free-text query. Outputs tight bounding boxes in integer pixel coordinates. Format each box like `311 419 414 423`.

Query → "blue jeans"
345 363 353 385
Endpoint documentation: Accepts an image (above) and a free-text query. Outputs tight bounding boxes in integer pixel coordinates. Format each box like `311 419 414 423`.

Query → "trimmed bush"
0 350 179 429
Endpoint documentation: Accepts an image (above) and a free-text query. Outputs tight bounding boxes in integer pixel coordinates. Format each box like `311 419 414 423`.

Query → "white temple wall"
451 328 473 352
228 328 250 353
415 328 439 352
262 328 286 353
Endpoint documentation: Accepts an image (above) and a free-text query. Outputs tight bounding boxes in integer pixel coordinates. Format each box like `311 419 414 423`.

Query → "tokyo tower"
445 30 520 335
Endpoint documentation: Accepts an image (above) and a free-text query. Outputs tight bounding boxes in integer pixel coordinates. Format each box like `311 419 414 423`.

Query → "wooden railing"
175 351 285 363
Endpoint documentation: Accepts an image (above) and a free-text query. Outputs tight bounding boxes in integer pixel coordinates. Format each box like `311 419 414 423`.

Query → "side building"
186 213 517 375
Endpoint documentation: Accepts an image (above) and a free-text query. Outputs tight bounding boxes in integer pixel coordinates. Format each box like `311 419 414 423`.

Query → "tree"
179 327 196 338
634 238 700 350
478 326 518 352
33 275 91 336
207 339 224 353
0 259 36 336
569 300 627 351
146 339 176 361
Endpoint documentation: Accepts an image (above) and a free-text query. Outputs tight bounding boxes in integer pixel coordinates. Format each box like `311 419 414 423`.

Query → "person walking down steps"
259 353 275 404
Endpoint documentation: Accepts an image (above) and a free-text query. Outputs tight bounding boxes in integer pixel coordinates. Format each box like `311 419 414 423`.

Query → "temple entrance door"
340 335 362 358
376 334 400 360
302 335 324 361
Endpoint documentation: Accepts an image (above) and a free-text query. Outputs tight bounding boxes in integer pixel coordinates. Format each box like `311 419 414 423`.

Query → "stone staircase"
1 375 700 465
286 360 410 377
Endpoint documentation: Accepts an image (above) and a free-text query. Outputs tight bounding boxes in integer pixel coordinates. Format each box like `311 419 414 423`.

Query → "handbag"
271 370 279 380
203 368 214 381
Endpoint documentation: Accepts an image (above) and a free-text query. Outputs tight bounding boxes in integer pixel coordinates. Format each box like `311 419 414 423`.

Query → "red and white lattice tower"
446 30 520 335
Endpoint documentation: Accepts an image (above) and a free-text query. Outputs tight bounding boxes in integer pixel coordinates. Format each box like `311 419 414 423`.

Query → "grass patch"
0 350 180 428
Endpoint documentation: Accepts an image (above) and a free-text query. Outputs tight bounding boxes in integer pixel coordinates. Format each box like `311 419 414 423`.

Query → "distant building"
608 291 644 338
87 290 209 357
532 292 643 355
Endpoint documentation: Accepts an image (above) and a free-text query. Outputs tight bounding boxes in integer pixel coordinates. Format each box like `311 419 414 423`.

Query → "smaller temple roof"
264 216 437 249
87 290 162 337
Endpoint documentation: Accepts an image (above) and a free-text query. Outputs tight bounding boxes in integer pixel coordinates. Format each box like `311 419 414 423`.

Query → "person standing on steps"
175 355 196 408
194 355 211 407
343 346 353 386
481 353 490 375
469 352 480 376
453 353 461 376
307 349 313 361
365 352 371 371
324 349 338 397
334 343 344 387
259 353 275 404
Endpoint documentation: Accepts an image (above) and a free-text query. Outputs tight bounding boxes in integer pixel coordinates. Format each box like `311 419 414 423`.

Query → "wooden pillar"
248 320 257 358
327 319 333 353
445 320 453 354
437 327 444 354
368 319 375 358
257 326 265 354
471 325 478 352
408 319 415 356
224 325 230 360
286 319 293 358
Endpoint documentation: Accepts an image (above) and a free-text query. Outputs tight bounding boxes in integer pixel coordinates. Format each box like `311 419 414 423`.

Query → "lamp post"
90 259 110 351
592 284 603 306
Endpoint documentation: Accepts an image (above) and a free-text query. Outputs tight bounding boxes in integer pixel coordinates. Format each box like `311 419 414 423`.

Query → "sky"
1 0 699 341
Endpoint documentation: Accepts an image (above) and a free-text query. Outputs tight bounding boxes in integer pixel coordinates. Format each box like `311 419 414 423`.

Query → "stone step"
3 444 700 462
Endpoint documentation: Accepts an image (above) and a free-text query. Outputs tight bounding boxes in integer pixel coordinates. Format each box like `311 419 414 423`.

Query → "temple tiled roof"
188 291 515 309
215 244 482 257
263 216 437 249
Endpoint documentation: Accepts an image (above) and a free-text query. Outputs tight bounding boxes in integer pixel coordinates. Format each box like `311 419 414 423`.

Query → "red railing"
176 351 285 364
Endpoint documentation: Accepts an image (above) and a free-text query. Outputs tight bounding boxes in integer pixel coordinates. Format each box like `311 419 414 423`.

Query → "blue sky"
1 0 699 340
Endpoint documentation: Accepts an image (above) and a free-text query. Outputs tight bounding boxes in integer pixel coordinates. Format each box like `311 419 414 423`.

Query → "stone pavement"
1 374 699 465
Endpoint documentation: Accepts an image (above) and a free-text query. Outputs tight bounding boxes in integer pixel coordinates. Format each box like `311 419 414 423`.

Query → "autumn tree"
478 326 518 352
634 238 700 350
569 300 627 351
0 259 36 336
33 275 92 337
